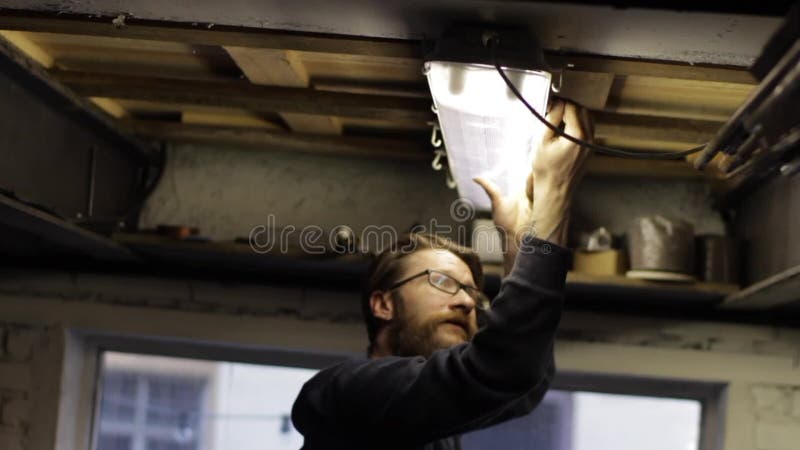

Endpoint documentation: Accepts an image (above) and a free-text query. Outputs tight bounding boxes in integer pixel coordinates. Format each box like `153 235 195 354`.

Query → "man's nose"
449 288 476 313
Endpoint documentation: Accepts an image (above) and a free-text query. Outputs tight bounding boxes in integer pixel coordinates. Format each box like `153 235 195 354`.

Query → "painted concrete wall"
139 143 726 244
1 269 799 450
1 0 783 65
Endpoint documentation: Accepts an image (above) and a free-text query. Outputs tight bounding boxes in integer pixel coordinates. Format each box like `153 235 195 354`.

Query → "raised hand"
474 98 592 273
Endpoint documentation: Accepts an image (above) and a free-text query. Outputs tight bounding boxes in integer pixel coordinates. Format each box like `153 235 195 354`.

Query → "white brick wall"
0 323 44 450
755 422 800 450
751 385 800 450
793 390 800 419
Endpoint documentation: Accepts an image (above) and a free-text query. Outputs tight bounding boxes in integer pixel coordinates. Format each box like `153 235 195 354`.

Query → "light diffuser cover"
425 61 551 211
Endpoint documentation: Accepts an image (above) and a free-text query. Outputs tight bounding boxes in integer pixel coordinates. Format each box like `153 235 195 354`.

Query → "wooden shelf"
484 264 738 306
722 265 800 310
566 272 738 297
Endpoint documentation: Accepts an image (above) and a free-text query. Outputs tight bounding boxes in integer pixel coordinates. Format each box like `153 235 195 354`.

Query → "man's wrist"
529 183 573 247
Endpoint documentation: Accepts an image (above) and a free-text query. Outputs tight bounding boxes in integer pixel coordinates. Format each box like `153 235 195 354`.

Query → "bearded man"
292 100 591 450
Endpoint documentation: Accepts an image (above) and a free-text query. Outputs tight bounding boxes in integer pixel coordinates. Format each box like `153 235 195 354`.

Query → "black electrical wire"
489 43 707 160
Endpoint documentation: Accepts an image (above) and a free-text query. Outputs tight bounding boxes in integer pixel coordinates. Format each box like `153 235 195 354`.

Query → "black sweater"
291 236 570 450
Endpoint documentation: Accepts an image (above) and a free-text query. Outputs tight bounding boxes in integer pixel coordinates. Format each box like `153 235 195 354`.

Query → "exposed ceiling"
0 5 777 181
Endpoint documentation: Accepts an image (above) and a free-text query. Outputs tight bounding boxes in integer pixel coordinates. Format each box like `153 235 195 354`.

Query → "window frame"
75 331 355 450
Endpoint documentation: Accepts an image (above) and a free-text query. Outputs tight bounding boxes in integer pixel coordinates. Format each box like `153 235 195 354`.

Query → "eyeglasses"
388 269 491 310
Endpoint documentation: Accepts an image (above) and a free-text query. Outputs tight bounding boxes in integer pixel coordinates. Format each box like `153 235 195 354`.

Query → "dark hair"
360 233 484 355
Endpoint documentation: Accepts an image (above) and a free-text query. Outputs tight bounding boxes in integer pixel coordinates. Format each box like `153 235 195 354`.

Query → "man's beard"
386 292 477 358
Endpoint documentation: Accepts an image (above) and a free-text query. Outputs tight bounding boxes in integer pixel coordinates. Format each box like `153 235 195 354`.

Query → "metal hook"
445 167 457 189
430 122 443 148
431 149 446 171
431 103 439 114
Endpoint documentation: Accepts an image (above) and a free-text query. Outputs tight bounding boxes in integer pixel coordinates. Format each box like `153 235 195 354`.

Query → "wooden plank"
548 54 756 85
313 78 429 98
0 194 140 263
300 51 424 83
605 75 754 122
0 30 130 118
0 30 53 66
593 111 722 146
54 70 433 121
0 34 150 158
123 120 431 160
558 71 615 110
484 265 737 298
181 111 281 129
566 271 739 296
584 156 710 180
0 11 756 84
225 46 341 134
123 120 717 182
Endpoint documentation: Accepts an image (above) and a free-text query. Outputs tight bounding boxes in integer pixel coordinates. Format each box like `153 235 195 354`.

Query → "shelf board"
721 264 800 310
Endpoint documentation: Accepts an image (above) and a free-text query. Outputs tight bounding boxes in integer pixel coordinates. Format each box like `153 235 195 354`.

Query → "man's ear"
369 290 394 321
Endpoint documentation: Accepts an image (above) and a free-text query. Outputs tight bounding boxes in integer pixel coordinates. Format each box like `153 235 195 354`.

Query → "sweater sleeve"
291 235 570 447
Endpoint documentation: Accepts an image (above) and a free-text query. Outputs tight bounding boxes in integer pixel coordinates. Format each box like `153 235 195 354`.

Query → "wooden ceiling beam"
124 120 709 180
0 10 756 84
224 46 341 134
124 120 430 160
547 54 756 85
53 70 726 129
54 70 434 121
593 111 722 147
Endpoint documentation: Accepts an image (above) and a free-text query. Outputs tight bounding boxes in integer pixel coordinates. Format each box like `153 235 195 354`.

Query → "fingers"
473 177 502 210
542 98 565 142
578 106 594 143
563 102 585 140
525 172 534 204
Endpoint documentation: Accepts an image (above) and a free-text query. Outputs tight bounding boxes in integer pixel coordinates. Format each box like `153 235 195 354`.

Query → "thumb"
473 177 502 208
526 172 534 204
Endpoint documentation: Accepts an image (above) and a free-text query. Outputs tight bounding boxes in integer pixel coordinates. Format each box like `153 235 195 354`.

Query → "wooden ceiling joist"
593 112 722 147
126 119 709 180
225 46 341 134
52 70 728 150
54 70 434 121
124 120 430 160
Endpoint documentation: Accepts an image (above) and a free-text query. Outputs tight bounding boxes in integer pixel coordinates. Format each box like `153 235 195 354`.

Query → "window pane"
100 373 138 423
94 352 317 450
572 392 701 450
96 434 132 450
146 376 204 429
462 390 701 450
147 438 195 450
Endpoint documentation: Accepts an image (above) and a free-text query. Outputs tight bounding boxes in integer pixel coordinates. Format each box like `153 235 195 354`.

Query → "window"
92 350 722 450
93 352 318 450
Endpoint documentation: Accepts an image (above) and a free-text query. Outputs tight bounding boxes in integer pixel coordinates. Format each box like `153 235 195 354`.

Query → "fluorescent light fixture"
424 26 552 211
